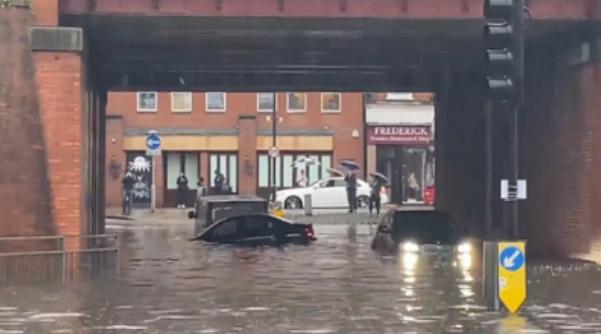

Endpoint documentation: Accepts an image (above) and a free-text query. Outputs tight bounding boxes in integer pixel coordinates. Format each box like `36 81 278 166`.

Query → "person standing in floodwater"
121 171 135 215
369 177 385 217
345 171 358 213
176 172 189 208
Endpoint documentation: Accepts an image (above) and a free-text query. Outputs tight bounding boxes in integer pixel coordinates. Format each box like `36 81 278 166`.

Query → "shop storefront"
163 152 200 207
367 125 435 205
125 151 153 207
256 152 332 199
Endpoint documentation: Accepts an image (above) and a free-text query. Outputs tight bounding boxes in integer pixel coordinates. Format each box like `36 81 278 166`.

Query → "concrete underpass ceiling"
62 15 601 92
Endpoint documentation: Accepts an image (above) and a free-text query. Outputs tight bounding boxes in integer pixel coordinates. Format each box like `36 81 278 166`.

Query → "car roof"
211 213 297 226
198 195 266 203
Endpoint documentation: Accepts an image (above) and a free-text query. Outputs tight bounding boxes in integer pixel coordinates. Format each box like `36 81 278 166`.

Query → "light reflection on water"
0 222 600 333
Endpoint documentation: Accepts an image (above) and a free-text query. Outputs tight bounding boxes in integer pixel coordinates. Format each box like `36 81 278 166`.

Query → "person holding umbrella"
368 172 389 217
340 160 360 213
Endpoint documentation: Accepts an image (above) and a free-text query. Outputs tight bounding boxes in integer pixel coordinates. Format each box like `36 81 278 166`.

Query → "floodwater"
1 220 601 333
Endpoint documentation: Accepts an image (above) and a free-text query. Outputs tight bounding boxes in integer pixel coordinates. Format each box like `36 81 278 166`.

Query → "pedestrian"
344 171 358 213
121 171 135 215
176 172 189 208
407 172 420 201
369 176 385 217
296 169 308 187
196 177 207 200
221 178 232 194
214 170 224 195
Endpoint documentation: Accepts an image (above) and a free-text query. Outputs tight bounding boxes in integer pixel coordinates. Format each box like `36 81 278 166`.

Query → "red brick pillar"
0 8 54 239
105 116 125 208
28 16 86 238
31 0 58 26
33 51 84 237
200 151 210 187
154 154 165 208
238 115 257 195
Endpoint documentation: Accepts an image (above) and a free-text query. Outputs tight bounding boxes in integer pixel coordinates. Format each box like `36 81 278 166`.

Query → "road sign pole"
151 155 156 213
483 241 500 310
271 92 277 202
146 130 161 213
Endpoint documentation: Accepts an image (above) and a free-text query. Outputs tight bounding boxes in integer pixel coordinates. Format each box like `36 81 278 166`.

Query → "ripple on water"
2 223 597 333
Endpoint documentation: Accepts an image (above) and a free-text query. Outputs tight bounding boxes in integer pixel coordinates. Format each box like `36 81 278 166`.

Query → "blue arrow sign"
146 133 161 151
499 246 525 272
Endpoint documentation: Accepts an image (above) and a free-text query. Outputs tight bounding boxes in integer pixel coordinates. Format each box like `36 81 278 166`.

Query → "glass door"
401 148 427 204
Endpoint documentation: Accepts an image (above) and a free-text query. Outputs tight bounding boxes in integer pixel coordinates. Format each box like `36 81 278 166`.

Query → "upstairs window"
206 92 226 112
287 93 306 113
321 93 341 112
137 92 157 112
171 92 192 112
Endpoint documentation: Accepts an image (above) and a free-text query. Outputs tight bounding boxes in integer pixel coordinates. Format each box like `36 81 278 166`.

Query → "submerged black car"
194 213 317 245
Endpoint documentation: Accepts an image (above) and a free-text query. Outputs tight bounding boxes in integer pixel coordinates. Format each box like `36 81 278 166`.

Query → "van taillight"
304 226 315 238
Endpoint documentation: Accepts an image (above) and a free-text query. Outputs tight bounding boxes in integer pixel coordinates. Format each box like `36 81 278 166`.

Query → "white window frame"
257 93 277 113
206 92 226 112
321 93 342 113
137 92 158 112
287 92 306 113
170 92 192 112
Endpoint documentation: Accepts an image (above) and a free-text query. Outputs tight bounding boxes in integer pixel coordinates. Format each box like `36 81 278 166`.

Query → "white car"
276 177 389 209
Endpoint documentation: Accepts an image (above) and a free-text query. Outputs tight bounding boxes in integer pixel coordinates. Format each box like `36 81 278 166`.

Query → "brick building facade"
105 92 365 208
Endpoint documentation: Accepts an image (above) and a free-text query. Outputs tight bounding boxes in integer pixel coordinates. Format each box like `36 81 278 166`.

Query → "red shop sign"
367 126 432 145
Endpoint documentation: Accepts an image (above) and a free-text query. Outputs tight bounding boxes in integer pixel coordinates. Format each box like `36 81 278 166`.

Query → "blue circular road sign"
146 132 161 150
499 246 525 272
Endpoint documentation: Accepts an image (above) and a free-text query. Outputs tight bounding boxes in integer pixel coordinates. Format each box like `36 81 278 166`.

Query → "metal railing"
0 235 119 285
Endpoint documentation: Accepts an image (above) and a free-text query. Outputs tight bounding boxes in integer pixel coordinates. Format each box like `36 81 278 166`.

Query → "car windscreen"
393 212 458 244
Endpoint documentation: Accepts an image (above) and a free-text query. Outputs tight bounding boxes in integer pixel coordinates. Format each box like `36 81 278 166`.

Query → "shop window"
287 93 306 113
165 152 199 190
258 93 275 112
321 93 341 112
258 155 269 187
137 92 157 112
206 92 226 112
257 153 332 189
171 92 192 112
210 153 238 192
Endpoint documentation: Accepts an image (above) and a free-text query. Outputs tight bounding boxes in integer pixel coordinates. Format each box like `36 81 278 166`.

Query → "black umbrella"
370 172 390 184
327 168 344 177
340 160 360 171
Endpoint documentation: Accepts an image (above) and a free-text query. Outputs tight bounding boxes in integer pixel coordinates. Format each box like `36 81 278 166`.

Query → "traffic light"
484 0 523 106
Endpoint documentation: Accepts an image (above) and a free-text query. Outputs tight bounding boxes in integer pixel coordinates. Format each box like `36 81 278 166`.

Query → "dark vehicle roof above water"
198 195 267 203
386 208 458 244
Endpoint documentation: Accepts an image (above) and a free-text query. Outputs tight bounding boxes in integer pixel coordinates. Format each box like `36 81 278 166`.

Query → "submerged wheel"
285 196 302 209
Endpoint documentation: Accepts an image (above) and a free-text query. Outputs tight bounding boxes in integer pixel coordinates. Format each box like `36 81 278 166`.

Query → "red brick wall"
0 8 54 239
238 116 258 195
31 0 58 26
105 116 125 207
34 52 84 237
106 92 364 205
521 56 601 257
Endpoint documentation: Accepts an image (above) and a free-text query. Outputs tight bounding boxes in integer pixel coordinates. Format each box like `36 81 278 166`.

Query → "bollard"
304 194 313 216
483 241 500 310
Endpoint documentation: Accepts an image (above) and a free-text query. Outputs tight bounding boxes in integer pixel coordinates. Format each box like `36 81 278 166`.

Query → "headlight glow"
402 253 418 270
457 242 472 254
402 242 419 253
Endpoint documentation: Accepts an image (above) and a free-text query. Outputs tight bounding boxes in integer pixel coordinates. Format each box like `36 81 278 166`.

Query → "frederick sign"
367 126 432 145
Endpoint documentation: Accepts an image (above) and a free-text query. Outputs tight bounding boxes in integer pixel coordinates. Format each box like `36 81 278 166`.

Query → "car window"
213 218 239 239
243 216 273 237
393 212 457 244
334 180 345 187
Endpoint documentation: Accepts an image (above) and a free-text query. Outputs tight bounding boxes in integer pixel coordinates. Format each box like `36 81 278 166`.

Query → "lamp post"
271 92 277 201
